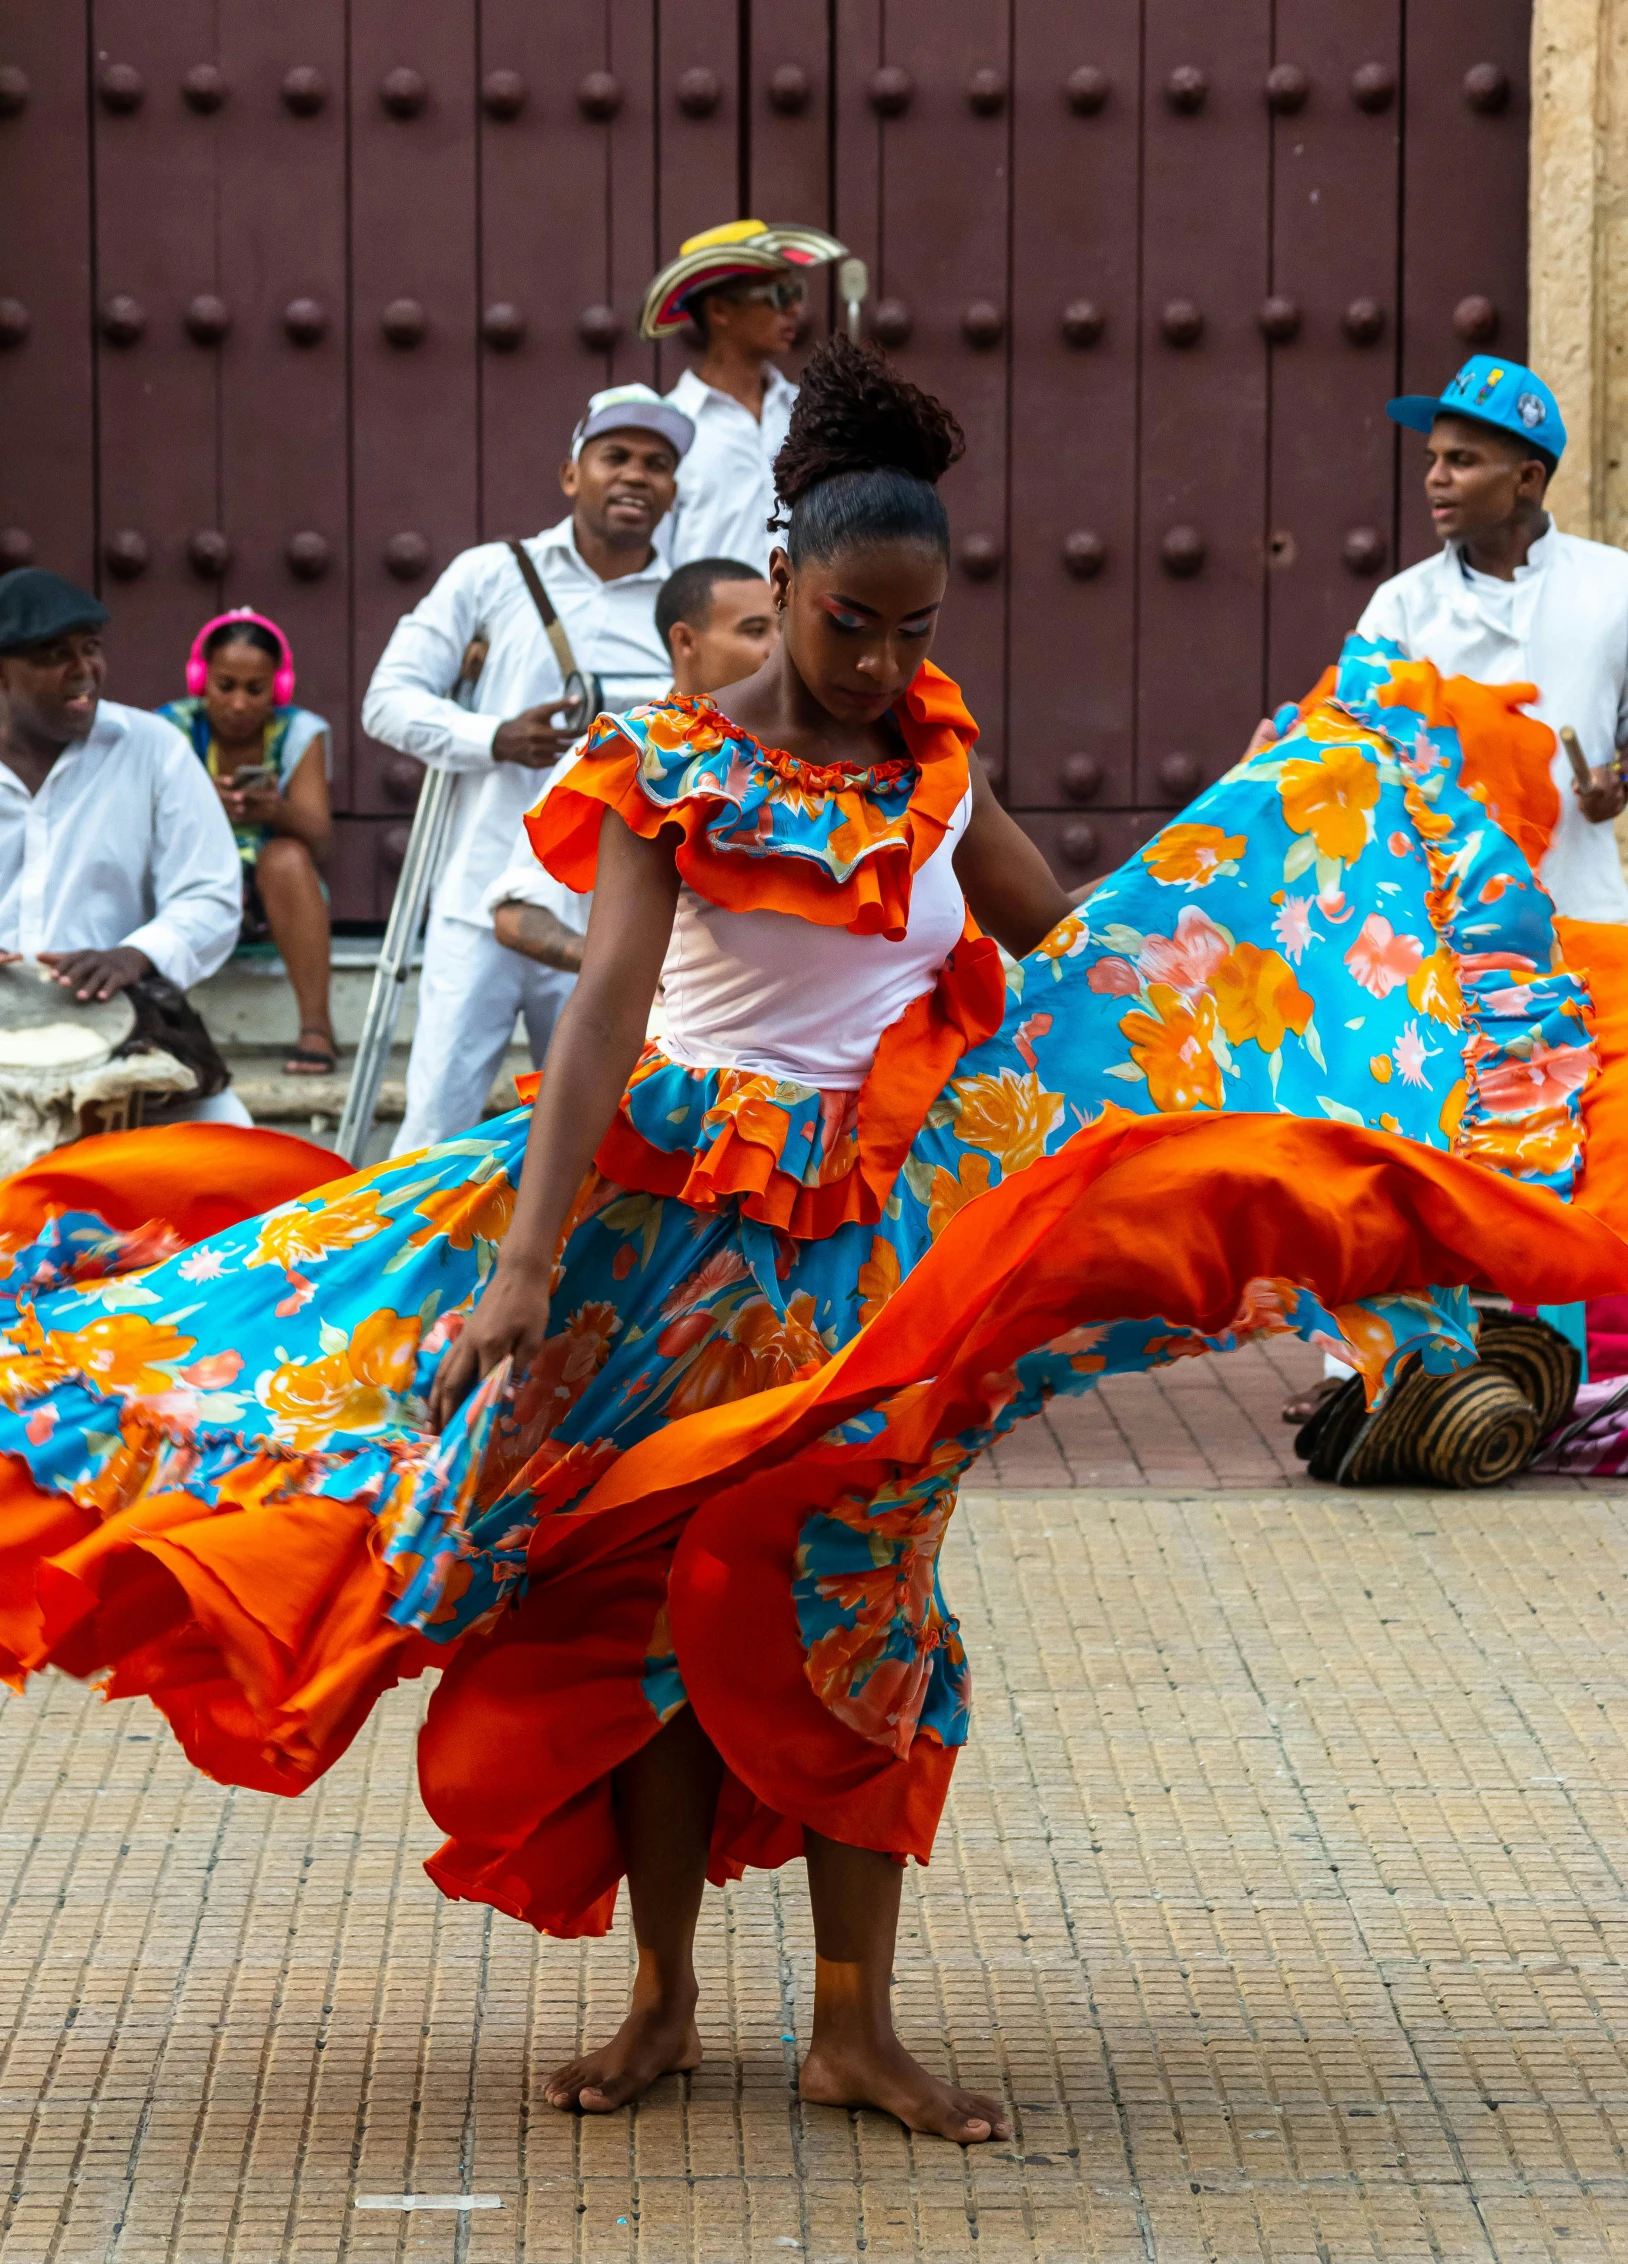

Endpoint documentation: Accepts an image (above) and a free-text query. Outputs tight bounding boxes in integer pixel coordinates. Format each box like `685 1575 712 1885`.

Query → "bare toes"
955 2090 1010 2141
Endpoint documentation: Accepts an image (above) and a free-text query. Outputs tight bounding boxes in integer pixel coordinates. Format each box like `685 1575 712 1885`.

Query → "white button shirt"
0 699 242 990
662 365 797 573
481 743 594 938
1357 525 1628 922
361 518 670 928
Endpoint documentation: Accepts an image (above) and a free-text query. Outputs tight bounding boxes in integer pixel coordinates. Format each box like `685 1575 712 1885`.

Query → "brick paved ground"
4 1387 1628 2258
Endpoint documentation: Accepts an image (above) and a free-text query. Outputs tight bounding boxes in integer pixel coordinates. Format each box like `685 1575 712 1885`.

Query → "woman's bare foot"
799 2033 1009 2144
543 1994 702 2114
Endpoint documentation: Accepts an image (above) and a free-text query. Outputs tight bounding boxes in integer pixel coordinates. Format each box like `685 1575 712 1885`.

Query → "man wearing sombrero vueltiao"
642 221 847 573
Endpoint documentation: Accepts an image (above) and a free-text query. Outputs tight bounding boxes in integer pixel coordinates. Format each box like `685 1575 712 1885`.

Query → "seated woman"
159 610 336 1074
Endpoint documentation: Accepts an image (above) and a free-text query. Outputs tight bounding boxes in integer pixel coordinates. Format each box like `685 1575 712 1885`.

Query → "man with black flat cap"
0 567 246 1116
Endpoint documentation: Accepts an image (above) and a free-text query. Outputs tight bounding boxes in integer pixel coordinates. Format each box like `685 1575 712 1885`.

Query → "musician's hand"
428 1263 552 1432
37 946 153 1002
0 952 23 967
492 700 578 769
1576 765 1627 824
1245 715 1281 759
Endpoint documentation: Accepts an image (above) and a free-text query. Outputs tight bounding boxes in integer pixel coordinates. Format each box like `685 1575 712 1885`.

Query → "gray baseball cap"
570 384 695 462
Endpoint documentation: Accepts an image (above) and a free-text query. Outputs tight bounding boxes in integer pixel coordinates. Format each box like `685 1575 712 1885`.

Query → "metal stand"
334 764 456 1165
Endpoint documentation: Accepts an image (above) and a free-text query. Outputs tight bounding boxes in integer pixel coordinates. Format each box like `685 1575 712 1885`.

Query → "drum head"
0 962 134 1077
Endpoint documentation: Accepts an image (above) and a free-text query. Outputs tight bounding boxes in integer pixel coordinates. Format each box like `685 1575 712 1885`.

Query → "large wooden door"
0 0 1532 922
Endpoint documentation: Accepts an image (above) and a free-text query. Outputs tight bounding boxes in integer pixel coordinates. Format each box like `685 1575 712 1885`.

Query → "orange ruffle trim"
1299 660 1561 875
592 928 1008 1238
528 660 977 939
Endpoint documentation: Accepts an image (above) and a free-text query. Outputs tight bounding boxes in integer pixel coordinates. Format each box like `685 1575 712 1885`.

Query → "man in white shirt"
1279 355 1628 1423
484 557 779 974
639 221 846 572
1357 355 1628 922
0 569 248 1122
362 385 694 1154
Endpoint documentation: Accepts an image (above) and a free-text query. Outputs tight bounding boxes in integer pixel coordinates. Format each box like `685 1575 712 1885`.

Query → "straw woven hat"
638 219 848 341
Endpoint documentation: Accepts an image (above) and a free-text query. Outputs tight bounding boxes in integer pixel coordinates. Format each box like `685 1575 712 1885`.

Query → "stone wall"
1529 0 1628 545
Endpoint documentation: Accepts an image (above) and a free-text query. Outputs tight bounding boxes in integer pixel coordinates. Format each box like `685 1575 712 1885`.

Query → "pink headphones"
186 606 295 705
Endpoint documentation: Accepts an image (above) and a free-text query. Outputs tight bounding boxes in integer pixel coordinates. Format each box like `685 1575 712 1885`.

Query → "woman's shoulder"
276 706 331 771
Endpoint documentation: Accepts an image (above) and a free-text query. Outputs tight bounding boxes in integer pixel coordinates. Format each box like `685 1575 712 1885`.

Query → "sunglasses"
734 278 806 311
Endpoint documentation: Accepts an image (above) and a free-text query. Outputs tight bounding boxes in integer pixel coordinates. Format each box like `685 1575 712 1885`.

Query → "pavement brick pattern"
3 1421 1628 2255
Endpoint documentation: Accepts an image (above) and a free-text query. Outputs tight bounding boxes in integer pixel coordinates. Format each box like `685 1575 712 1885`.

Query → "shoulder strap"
505 537 581 683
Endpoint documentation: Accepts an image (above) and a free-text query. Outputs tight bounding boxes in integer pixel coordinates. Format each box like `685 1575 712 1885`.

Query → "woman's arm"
428 810 680 1427
951 760 1075 957
237 737 333 859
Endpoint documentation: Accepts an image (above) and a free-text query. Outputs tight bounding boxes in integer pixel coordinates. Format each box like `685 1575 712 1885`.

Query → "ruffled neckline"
527 660 978 938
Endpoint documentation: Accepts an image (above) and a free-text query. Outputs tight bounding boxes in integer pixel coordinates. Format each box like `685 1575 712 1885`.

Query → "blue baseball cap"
1386 355 1566 463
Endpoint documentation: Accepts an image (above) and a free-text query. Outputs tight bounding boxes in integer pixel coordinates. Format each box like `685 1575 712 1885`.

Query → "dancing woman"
0 341 1620 2147
426 341 1072 2139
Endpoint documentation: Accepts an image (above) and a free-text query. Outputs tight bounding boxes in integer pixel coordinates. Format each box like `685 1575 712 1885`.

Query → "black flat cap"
0 568 110 655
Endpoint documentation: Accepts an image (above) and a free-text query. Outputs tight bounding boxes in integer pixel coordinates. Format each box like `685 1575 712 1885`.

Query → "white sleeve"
1355 578 1411 652
121 733 245 988
480 814 593 935
360 553 502 772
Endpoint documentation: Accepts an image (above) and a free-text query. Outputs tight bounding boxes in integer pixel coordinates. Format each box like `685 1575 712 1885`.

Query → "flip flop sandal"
1280 1374 1347 1427
285 1028 338 1076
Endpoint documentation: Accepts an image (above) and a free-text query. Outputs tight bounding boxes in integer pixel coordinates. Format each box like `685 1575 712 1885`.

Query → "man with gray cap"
363 383 692 1152
0 568 248 1119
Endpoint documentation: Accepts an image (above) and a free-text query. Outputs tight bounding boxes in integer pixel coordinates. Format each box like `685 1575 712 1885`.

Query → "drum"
0 963 196 1173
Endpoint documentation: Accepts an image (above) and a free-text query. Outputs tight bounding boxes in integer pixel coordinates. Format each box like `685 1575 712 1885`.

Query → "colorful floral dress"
0 641 1622 1937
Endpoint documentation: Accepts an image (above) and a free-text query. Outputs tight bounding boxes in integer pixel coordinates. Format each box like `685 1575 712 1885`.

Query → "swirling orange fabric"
417 1108 1628 1928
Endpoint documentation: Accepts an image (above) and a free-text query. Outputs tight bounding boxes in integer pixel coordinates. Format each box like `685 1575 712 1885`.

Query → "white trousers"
392 910 577 1155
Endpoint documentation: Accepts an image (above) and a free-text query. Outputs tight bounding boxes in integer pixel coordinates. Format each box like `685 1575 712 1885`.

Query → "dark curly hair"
770 334 965 566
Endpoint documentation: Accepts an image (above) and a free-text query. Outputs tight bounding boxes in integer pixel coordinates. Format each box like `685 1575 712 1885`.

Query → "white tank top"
659 789 973 1089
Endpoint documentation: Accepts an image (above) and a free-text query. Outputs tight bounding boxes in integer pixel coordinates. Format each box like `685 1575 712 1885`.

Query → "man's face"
668 576 778 697
561 430 679 553
0 628 106 749
1423 413 1549 544
700 281 802 360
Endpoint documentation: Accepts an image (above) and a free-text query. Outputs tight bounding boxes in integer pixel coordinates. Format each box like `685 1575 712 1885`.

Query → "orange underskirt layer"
0 1111 1623 1931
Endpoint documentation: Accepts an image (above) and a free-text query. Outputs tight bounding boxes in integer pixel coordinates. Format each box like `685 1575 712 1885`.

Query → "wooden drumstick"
1560 725 1594 793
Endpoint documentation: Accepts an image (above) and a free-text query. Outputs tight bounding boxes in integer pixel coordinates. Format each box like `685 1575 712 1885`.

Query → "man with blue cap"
1357 353 1628 923
364 383 693 1151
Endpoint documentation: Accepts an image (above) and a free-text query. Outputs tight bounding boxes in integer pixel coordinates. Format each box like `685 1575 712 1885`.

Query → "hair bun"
773 335 964 512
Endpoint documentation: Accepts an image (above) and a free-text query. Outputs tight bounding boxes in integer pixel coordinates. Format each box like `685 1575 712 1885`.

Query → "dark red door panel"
749 0 833 385
605 0 660 397
1137 2 1272 810
653 2 740 398
1007 0 1141 817
1397 2 1530 569
0 14 96 588
479 1 630 547
836 0 1012 776
218 1 351 793
1013 810 1154 894
91 0 223 715
1266 0 1403 707
349 0 480 848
